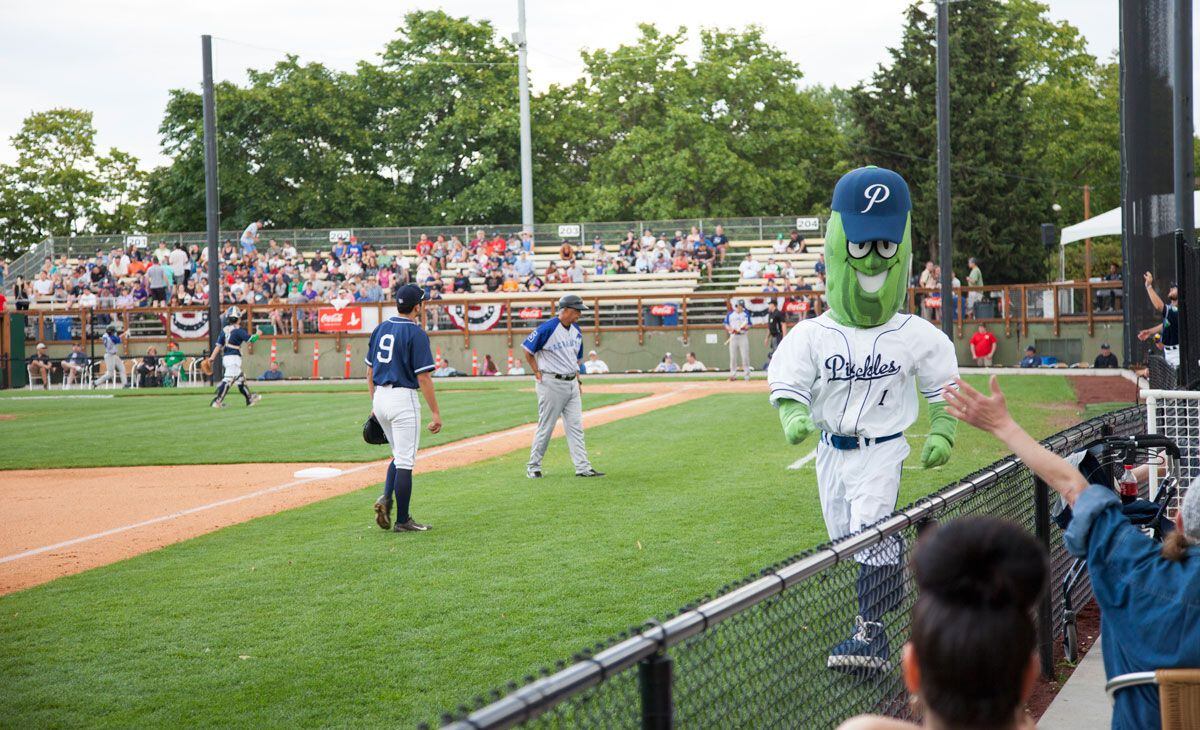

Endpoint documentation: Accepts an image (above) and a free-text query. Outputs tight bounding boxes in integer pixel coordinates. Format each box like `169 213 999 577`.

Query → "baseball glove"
362 414 389 445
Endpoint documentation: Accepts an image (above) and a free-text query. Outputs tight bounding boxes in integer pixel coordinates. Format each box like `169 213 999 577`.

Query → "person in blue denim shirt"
945 375 1200 730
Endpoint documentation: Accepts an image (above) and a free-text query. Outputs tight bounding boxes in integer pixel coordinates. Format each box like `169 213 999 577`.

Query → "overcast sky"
0 1 1180 169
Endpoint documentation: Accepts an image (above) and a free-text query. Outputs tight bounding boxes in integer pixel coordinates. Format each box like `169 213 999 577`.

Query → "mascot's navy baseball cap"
831 166 912 244
394 284 426 308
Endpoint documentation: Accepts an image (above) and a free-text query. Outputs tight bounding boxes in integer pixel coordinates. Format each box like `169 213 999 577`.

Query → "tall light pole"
201 35 222 381
935 0 953 338
515 0 534 236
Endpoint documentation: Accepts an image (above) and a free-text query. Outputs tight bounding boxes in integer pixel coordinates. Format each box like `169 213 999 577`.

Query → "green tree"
535 24 849 222
0 108 146 258
851 2 1050 284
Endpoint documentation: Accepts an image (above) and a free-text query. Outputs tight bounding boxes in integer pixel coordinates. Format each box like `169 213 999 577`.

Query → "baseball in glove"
362 414 389 445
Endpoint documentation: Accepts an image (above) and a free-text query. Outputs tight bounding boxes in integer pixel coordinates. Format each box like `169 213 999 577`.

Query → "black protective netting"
437 406 1146 730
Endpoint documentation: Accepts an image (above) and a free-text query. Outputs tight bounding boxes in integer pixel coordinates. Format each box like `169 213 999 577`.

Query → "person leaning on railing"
838 516 1047 730
944 376 1200 730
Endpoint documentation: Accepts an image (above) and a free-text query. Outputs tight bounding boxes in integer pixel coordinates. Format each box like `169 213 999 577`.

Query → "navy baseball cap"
394 284 426 308
831 166 912 244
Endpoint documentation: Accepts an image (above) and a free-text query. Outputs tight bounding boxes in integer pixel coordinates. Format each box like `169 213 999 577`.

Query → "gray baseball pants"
729 333 750 377
96 353 127 386
528 377 592 474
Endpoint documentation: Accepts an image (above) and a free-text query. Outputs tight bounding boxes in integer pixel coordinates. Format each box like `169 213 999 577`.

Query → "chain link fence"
433 405 1146 730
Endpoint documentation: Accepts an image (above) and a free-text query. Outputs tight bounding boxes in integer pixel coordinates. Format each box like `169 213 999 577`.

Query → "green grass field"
0 381 641 469
0 376 1085 727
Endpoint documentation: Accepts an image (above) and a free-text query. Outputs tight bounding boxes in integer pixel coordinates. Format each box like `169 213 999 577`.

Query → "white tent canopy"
1060 190 1200 245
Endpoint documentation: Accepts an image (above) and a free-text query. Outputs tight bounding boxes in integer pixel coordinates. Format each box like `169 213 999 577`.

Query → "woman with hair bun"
839 517 1046 730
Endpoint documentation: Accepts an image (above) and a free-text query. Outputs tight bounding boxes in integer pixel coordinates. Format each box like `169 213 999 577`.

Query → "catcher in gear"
206 307 263 408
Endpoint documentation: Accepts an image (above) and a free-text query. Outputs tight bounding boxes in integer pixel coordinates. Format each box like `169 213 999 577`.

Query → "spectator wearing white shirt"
681 352 707 372
569 261 586 284
653 352 680 373
739 254 762 280
640 229 657 249
77 289 98 308
168 245 190 285
33 272 54 298
583 350 609 374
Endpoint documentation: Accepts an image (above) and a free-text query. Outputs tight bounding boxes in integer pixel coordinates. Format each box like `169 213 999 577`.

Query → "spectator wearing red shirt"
415 235 434 257
488 234 507 257
968 324 998 367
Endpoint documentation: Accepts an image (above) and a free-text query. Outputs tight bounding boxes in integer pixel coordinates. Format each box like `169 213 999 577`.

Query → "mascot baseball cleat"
767 166 959 675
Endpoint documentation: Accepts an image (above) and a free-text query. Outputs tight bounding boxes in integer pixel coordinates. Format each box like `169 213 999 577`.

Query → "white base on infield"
293 467 343 479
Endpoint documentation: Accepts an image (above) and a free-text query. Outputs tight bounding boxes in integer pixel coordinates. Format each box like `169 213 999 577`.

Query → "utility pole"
1172 0 1195 385
516 0 534 237
936 0 953 337
201 35 222 380
1083 185 1092 281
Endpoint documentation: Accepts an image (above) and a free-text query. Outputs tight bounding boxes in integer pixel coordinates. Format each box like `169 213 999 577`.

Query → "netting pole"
638 652 674 730
1033 476 1055 679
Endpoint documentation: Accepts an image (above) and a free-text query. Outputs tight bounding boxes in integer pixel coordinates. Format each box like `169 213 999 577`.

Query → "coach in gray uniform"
522 294 604 479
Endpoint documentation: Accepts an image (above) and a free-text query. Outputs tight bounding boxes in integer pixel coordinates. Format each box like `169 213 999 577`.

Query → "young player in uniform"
768 166 959 674
206 307 263 408
93 324 128 388
522 294 603 479
368 284 442 532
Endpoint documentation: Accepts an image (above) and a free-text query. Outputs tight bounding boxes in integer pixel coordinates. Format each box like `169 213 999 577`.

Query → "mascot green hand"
921 401 956 468
778 398 815 444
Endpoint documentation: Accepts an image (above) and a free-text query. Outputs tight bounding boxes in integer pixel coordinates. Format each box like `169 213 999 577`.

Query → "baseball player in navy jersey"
367 284 442 532
769 167 959 674
522 294 603 479
206 308 263 408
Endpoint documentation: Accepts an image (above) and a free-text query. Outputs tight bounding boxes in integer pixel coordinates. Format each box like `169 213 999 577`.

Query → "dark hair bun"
914 517 1047 611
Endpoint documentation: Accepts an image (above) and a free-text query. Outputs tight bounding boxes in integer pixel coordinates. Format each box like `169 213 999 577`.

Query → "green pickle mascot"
767 166 958 673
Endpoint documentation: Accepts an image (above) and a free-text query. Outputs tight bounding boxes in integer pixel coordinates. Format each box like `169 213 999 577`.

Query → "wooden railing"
9 281 1124 357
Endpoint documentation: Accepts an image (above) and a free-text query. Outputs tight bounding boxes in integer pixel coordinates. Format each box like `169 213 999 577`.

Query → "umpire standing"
523 294 604 479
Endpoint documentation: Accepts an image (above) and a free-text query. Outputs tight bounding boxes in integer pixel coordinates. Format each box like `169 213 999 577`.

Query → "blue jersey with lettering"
767 311 958 438
522 317 583 376
365 316 435 389
1163 305 1179 347
217 326 252 357
725 309 751 333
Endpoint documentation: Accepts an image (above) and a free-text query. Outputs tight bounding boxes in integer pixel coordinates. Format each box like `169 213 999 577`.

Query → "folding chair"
26 363 47 390
1106 668 1200 730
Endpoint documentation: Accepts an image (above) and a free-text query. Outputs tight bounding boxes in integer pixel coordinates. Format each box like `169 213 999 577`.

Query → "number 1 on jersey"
878 389 889 406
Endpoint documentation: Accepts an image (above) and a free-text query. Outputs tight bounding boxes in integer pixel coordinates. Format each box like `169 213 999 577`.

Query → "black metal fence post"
639 651 674 730
1033 476 1055 679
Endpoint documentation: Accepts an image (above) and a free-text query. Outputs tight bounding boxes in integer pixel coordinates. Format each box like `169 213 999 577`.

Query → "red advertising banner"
318 306 364 332
784 300 809 314
517 307 543 320
649 304 676 316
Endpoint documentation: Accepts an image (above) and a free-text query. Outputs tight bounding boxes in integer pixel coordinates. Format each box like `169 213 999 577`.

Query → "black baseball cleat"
575 469 605 478
374 496 393 530
393 518 431 532
526 469 542 479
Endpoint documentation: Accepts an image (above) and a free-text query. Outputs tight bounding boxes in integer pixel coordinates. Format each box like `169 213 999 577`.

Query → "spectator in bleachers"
814 253 826 277
671 250 690 272
146 258 169 304
652 251 671 273
694 240 714 281
260 362 284 381
61 343 89 387
591 235 605 255
966 257 984 315
762 257 780 281
28 343 54 388
681 352 706 372
640 228 657 249
13 277 31 310
1019 345 1039 368
739 253 762 280
569 261 586 284
653 352 680 373
584 350 609 375
837 516 1046 730
772 233 789 255
918 260 937 319
415 234 433 258
711 224 729 264
787 229 807 253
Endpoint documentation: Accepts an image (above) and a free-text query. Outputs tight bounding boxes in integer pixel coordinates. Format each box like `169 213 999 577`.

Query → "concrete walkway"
1039 637 1112 729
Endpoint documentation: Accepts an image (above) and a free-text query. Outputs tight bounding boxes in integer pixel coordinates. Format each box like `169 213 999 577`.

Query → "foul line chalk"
0 388 688 565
